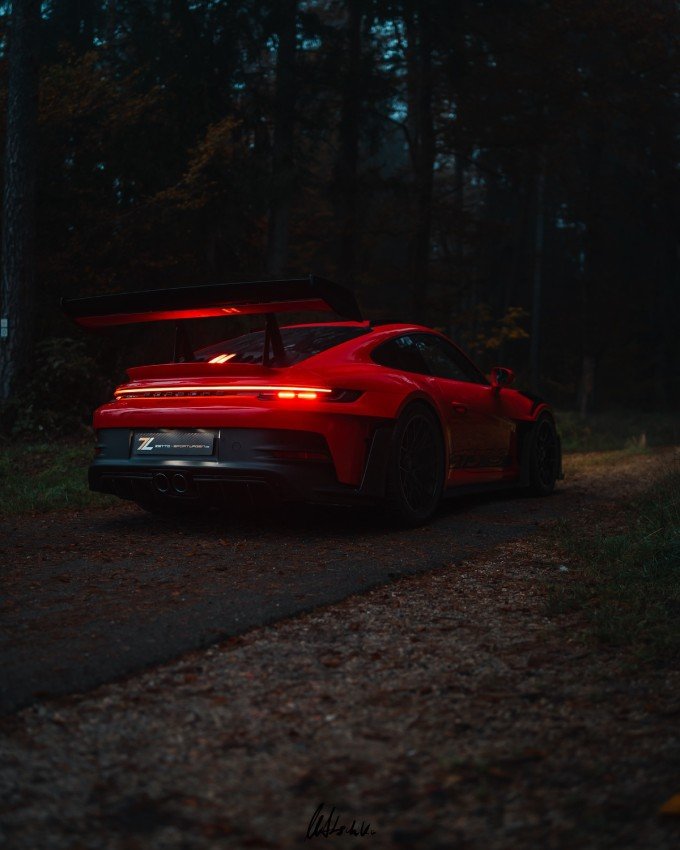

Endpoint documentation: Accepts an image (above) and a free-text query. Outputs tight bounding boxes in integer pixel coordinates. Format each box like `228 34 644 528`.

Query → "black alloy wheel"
528 414 560 495
385 404 445 525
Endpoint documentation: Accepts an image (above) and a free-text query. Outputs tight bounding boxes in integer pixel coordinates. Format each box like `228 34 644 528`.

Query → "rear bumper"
90 459 361 505
90 426 393 506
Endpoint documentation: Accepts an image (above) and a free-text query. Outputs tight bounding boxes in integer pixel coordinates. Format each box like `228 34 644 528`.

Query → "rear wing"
61 275 363 328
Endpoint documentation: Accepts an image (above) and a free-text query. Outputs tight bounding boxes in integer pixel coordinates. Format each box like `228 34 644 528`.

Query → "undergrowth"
557 410 679 453
0 439 114 516
549 466 680 662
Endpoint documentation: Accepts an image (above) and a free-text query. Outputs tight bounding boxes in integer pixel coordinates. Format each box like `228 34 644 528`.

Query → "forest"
0 0 677 435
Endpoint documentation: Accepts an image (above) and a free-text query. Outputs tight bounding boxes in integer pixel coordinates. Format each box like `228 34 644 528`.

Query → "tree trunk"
333 0 362 284
0 0 41 402
406 3 435 317
578 354 596 419
51 0 96 52
530 158 545 393
651 118 679 411
578 133 603 417
104 0 119 48
265 0 297 277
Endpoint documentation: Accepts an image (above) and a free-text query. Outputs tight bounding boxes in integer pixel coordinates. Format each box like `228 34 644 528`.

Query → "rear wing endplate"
61 275 362 328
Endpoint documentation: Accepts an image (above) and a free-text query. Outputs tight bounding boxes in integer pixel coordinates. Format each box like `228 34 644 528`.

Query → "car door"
411 333 514 484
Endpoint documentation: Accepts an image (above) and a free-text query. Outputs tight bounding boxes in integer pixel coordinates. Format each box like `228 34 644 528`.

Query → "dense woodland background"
0 0 678 435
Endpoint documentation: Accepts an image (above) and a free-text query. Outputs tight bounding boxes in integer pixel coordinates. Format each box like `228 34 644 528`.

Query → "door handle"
451 403 468 414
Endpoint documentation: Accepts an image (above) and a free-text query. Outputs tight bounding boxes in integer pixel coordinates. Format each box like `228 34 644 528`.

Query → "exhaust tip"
172 473 188 494
153 472 169 494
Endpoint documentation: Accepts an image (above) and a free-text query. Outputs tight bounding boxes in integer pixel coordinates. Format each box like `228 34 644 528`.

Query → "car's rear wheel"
384 403 445 525
527 414 560 495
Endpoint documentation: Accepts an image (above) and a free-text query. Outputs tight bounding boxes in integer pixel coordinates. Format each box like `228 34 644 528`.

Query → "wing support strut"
172 322 195 363
263 313 285 366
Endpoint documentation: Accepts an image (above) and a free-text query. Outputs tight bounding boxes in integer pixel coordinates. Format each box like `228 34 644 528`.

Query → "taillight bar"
114 384 333 399
113 386 363 403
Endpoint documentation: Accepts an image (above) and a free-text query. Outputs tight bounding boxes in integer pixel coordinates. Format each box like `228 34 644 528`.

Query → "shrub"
0 337 109 438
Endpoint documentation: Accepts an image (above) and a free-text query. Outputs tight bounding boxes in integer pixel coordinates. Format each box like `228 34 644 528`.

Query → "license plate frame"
132 430 216 457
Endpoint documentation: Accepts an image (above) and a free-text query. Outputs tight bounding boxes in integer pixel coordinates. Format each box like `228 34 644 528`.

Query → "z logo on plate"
137 436 155 451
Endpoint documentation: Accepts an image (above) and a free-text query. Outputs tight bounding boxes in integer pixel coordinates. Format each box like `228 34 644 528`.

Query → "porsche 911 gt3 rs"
62 276 562 524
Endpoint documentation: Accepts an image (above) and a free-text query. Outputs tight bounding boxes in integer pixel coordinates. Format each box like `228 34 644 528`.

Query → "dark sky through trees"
0 0 40 401
0 0 677 412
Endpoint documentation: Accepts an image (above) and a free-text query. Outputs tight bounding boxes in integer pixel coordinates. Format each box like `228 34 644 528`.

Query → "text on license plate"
133 431 215 456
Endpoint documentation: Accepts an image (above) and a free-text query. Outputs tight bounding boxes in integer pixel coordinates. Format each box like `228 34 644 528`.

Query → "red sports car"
62 276 562 524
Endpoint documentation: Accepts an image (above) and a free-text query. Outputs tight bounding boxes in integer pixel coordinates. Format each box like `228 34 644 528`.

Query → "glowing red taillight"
112 385 362 402
114 384 333 399
277 390 318 400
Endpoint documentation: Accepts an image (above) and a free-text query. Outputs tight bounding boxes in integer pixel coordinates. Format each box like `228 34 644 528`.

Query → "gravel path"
1 484 561 715
1 451 679 849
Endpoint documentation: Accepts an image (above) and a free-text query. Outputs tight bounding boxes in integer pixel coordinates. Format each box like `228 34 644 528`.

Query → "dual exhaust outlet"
153 471 190 496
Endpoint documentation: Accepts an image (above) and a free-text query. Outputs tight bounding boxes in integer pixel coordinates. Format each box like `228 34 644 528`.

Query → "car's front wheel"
384 403 445 525
527 414 560 495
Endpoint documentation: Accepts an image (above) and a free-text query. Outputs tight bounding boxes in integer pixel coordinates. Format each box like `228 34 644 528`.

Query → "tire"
384 403 445 526
527 414 560 496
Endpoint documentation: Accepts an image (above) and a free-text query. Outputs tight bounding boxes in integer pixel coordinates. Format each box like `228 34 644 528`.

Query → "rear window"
196 325 368 366
371 335 429 374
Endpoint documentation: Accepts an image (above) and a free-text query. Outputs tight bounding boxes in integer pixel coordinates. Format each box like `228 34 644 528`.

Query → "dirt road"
2 479 562 715
1 452 678 850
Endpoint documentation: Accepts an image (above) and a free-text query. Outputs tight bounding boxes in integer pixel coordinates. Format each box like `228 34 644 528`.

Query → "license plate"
133 431 215 456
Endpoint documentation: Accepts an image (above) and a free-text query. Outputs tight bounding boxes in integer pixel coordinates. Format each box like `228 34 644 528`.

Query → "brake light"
285 391 318 400
263 389 321 400
262 388 362 402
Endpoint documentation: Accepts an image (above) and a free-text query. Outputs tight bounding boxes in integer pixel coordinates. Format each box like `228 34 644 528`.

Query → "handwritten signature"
306 803 376 839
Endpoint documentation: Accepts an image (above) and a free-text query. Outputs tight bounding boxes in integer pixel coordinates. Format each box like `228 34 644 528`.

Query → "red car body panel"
62 278 559 509
92 321 549 491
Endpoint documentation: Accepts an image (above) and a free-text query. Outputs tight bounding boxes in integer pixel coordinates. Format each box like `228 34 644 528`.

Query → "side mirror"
490 366 515 388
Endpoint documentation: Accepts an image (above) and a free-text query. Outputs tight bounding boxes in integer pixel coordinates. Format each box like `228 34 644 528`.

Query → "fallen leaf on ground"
659 793 680 816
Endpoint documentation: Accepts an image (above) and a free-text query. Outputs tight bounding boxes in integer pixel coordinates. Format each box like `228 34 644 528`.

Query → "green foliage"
151 117 268 270
0 439 114 515
456 304 530 359
558 410 680 453
549 467 680 661
1 338 107 438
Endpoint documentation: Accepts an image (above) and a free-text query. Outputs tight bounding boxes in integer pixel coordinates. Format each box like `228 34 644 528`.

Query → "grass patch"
0 438 115 516
549 466 680 661
557 409 679 453
561 446 667 476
